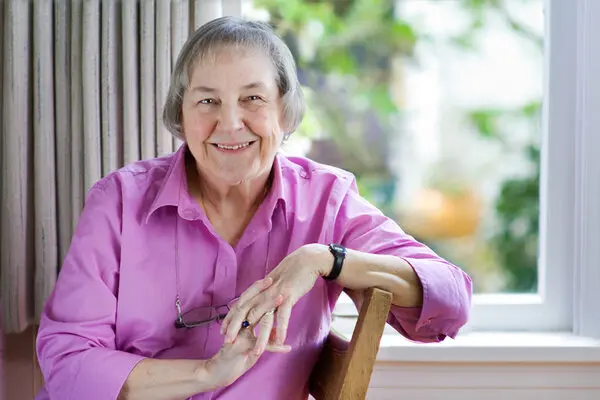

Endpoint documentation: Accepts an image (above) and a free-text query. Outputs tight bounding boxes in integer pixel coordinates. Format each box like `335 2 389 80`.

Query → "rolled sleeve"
36 176 145 399
386 257 472 342
333 176 473 342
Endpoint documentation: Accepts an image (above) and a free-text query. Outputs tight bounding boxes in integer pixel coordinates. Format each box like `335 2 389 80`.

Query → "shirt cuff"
69 349 146 400
385 257 469 342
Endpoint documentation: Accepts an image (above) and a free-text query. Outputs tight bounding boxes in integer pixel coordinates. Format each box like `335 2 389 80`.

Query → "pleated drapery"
1 0 243 334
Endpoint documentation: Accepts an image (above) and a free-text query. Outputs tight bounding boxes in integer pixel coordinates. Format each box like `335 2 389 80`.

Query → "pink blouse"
36 145 472 399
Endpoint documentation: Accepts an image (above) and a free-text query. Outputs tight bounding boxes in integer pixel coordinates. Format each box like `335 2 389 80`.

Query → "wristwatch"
324 243 347 281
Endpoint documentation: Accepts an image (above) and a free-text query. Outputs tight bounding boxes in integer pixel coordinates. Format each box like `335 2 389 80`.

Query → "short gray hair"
163 16 306 140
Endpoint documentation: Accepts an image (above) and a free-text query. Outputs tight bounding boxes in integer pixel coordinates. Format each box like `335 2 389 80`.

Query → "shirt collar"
144 144 188 223
144 145 288 228
265 153 288 229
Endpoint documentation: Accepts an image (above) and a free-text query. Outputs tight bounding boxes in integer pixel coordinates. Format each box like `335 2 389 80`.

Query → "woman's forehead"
189 46 278 90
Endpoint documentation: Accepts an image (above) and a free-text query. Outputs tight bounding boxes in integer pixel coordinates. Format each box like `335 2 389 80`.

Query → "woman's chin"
197 158 271 187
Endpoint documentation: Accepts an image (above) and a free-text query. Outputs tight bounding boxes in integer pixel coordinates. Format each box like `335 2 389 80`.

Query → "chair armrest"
309 287 393 400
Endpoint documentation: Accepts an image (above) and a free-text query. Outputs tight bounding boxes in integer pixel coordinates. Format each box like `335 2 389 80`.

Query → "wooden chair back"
309 287 393 400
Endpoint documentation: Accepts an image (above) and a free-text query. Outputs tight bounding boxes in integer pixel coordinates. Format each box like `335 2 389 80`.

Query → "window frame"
334 0 600 337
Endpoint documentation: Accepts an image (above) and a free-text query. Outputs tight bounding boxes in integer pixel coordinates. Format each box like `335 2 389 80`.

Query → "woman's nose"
217 104 244 133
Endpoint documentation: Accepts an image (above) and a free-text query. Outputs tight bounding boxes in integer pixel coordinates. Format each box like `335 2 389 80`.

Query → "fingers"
246 294 283 327
223 292 283 344
238 277 273 306
253 311 274 356
265 342 292 353
265 326 291 353
230 319 291 356
221 277 273 334
274 299 292 346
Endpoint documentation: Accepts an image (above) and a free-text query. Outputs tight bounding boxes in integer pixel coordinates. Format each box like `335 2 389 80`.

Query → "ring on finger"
241 308 276 329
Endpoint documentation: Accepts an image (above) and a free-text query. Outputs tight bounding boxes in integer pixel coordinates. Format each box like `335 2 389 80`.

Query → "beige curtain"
1 0 243 334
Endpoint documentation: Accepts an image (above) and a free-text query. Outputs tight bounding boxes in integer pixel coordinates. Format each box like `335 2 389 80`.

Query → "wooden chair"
309 287 393 400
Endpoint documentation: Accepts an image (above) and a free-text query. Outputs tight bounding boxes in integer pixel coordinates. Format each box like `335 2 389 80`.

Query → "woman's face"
181 46 284 186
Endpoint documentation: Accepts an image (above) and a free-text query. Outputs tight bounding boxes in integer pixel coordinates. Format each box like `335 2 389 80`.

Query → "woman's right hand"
204 313 291 390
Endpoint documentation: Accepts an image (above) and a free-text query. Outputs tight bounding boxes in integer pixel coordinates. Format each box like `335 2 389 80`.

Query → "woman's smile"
210 140 257 153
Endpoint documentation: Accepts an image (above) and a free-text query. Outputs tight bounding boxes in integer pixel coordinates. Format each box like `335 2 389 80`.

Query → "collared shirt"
35 145 472 400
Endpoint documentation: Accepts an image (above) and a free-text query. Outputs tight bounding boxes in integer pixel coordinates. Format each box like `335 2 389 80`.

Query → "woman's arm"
39 178 218 400
327 178 473 342
37 178 147 399
118 358 211 400
316 247 424 307
220 174 472 347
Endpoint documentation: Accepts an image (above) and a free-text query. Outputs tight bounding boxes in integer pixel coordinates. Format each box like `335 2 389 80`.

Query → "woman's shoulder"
276 154 358 210
87 152 177 201
278 154 355 187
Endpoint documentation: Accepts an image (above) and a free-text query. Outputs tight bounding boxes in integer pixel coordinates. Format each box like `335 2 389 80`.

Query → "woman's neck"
185 152 272 216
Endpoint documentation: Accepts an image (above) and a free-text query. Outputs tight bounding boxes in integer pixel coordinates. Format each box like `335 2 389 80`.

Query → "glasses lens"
181 306 217 327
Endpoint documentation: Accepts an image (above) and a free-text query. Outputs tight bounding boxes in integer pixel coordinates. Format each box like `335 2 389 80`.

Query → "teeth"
216 142 251 150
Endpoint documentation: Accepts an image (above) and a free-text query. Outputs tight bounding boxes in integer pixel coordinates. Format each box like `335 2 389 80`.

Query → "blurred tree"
467 102 541 293
459 0 543 292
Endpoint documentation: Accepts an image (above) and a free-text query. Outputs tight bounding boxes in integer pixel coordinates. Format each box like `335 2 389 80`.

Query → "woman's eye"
246 95 261 101
198 98 214 105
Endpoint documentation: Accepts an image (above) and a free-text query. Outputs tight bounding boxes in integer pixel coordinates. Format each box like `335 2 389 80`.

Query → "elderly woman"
36 16 472 400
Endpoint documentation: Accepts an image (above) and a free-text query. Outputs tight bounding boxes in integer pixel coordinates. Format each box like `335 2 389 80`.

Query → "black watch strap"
324 244 346 281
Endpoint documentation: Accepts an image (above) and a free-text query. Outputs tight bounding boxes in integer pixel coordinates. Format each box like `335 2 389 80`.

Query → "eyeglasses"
175 297 239 329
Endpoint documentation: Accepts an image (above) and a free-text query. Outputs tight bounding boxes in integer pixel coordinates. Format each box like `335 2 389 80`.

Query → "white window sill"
332 318 600 363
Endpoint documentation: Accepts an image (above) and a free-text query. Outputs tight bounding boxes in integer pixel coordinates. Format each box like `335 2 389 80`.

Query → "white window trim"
334 0 600 337
572 0 600 340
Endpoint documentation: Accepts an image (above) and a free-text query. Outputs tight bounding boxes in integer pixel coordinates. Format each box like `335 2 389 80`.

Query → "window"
245 0 600 336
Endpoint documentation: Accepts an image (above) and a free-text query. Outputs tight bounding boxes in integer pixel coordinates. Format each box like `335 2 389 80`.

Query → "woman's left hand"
220 243 329 354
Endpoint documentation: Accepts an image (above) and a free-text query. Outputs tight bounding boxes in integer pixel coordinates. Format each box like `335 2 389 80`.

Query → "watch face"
331 244 346 255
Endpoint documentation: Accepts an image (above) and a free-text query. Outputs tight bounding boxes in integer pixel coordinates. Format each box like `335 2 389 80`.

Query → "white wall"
367 362 600 399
